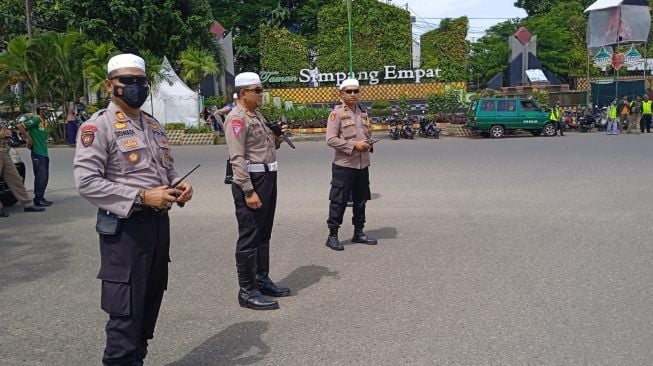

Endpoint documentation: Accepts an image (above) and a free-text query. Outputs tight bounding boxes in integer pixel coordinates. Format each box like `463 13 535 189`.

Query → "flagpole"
347 0 354 77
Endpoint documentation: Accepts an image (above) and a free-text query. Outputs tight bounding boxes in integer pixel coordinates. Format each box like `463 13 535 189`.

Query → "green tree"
514 0 593 16
179 46 219 93
0 35 39 98
62 0 215 62
522 1 587 81
469 19 521 88
83 40 117 92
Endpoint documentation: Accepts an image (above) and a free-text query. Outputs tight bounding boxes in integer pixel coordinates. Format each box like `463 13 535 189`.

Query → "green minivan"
466 98 555 138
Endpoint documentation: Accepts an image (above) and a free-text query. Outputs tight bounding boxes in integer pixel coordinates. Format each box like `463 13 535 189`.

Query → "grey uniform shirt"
326 103 372 169
73 102 179 218
224 104 279 192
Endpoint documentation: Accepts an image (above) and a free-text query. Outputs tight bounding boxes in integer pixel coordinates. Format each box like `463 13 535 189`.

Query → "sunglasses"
111 75 149 86
243 87 264 94
342 89 360 95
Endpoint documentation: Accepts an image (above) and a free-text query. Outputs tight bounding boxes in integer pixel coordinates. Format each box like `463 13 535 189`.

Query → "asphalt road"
1 132 652 365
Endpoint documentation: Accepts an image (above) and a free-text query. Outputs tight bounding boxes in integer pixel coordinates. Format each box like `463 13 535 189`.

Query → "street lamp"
347 0 353 77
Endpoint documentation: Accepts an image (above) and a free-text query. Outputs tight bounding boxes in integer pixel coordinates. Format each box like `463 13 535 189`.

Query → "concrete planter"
166 130 185 145
182 133 214 145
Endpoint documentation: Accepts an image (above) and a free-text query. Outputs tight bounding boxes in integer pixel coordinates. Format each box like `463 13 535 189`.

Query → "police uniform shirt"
73 102 179 218
224 104 278 192
326 103 372 169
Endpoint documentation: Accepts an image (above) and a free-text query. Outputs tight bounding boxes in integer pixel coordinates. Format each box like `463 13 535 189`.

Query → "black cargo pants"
232 171 277 276
327 164 371 230
98 210 170 366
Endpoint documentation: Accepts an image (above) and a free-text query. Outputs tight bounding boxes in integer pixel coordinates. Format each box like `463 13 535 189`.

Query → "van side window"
497 100 516 112
520 100 538 111
481 100 495 111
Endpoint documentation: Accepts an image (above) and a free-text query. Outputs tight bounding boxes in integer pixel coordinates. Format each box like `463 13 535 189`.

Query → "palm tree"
178 46 220 92
0 35 39 103
140 50 169 92
83 40 117 93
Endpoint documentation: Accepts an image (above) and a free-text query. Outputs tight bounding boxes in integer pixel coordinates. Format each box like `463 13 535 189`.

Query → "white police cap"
235 72 261 87
339 78 359 90
108 53 146 74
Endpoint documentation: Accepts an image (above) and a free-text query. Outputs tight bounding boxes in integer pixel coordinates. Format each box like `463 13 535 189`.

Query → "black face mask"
114 84 149 108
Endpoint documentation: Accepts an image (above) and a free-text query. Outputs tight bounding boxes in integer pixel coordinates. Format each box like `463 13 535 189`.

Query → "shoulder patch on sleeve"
231 118 245 137
80 124 97 148
329 112 337 122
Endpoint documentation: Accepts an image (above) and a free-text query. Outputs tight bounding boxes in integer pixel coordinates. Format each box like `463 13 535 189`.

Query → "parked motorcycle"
578 112 596 133
388 115 400 140
399 116 414 139
594 109 608 131
418 116 440 139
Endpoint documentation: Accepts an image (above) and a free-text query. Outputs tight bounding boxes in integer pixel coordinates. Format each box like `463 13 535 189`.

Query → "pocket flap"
116 137 146 152
330 180 344 188
97 264 131 283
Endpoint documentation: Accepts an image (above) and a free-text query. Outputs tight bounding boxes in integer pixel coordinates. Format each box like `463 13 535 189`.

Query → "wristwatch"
243 189 255 198
134 189 144 207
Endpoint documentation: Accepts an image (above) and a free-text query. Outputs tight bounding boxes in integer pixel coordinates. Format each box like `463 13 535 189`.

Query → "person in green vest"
18 106 53 207
549 101 564 136
607 98 619 135
640 94 652 133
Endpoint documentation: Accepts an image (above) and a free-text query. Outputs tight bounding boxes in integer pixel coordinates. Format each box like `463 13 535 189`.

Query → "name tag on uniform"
343 120 354 127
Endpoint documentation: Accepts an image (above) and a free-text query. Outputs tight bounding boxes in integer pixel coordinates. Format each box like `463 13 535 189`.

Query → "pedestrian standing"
0 123 45 217
628 95 642 134
74 53 194 365
224 72 291 311
607 98 619 135
640 94 652 133
325 78 378 251
18 107 52 206
66 106 79 146
617 95 630 133
550 101 564 136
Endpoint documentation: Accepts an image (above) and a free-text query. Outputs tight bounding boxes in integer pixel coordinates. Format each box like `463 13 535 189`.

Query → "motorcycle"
399 116 414 139
578 112 596 133
418 116 440 139
594 109 608 131
7 125 26 148
388 115 400 140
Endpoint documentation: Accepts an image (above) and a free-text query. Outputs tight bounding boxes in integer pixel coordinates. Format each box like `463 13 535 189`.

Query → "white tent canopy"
584 0 651 48
142 57 200 125
585 0 648 12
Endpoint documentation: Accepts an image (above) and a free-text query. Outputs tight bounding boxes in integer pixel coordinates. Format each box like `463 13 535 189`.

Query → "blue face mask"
114 84 149 108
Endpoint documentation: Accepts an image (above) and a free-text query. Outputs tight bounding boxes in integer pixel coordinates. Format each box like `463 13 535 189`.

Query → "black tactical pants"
641 114 652 133
232 171 277 278
98 210 170 366
327 164 371 229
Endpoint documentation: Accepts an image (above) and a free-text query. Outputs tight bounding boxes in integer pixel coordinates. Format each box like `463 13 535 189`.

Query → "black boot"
34 197 53 206
257 273 291 297
256 245 291 297
236 249 279 310
326 228 344 251
352 226 377 245
0 208 8 217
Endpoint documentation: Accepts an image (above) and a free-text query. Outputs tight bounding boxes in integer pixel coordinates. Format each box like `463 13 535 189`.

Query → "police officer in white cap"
74 53 194 365
325 78 377 251
224 72 291 310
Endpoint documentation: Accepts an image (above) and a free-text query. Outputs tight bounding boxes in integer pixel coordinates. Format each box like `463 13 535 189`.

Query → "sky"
400 0 527 41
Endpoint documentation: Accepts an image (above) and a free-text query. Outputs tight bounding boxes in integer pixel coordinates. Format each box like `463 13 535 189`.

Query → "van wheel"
543 123 556 136
531 130 542 136
490 125 504 138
